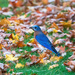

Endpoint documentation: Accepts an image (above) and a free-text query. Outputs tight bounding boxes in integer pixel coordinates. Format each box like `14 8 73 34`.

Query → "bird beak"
29 27 33 29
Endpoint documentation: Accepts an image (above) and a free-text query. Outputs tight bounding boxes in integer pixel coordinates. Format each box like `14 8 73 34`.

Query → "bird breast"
34 31 41 38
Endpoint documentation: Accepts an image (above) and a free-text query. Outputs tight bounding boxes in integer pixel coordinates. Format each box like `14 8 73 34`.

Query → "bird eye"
35 27 37 29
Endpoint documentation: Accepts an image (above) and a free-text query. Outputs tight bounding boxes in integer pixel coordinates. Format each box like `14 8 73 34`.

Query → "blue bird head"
30 25 41 32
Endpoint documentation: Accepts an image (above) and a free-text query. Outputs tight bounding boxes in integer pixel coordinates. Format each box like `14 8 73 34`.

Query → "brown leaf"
31 55 37 62
69 52 75 60
25 59 40 66
64 61 71 66
56 46 65 53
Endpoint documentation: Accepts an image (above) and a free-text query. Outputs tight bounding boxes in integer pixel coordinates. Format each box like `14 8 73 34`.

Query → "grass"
0 0 8 7
0 0 75 75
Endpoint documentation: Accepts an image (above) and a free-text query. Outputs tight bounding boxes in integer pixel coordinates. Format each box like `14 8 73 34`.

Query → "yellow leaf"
50 56 63 62
15 34 19 41
12 40 16 43
15 63 24 68
12 33 19 41
24 14 27 18
9 38 16 43
40 59 50 64
60 20 72 27
53 29 58 33
29 38 36 44
49 64 59 69
5 54 18 61
39 53 47 59
40 59 44 64
9 24 13 26
0 18 10 25
12 33 15 39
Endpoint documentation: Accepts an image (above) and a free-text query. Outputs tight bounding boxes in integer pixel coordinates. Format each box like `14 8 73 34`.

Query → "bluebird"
30 25 61 56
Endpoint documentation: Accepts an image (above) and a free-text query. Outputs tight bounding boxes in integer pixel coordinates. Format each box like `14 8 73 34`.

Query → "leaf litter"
0 0 75 74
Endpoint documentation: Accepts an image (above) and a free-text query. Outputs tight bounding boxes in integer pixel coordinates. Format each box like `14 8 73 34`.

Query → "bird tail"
56 52 61 57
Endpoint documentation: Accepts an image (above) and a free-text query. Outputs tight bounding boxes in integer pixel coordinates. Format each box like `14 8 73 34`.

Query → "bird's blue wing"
35 33 58 54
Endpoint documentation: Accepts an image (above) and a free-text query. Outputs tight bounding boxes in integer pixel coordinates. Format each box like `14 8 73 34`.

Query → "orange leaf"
0 18 10 25
42 0 48 4
50 22 59 30
56 13 66 19
15 1 22 7
39 53 47 59
15 19 23 24
4 28 7 32
0 44 4 50
47 7 52 12
0 7 2 10
16 41 25 48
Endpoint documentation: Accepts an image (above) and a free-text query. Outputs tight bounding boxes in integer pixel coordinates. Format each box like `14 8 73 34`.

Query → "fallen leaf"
54 39 64 45
50 56 63 62
56 46 65 53
31 55 37 62
0 18 10 26
42 0 48 4
49 64 59 69
50 22 59 30
5 54 18 61
16 41 25 48
60 20 72 27
0 44 4 50
15 63 24 68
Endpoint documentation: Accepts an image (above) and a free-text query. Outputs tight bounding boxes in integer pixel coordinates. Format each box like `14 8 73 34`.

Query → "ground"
0 0 75 75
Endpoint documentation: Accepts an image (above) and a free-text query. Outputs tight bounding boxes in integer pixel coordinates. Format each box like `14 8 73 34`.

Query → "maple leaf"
56 13 66 19
15 19 23 24
0 44 4 50
0 7 2 10
0 18 10 26
47 7 52 12
39 53 47 59
60 20 72 27
15 63 24 68
31 55 37 62
56 46 65 53
5 54 18 61
50 22 59 30
42 0 48 4
53 29 58 33
16 41 25 48
54 39 64 45
50 56 63 62
3 28 7 32
29 38 37 45
49 64 59 69
12 33 19 41
40 59 50 64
